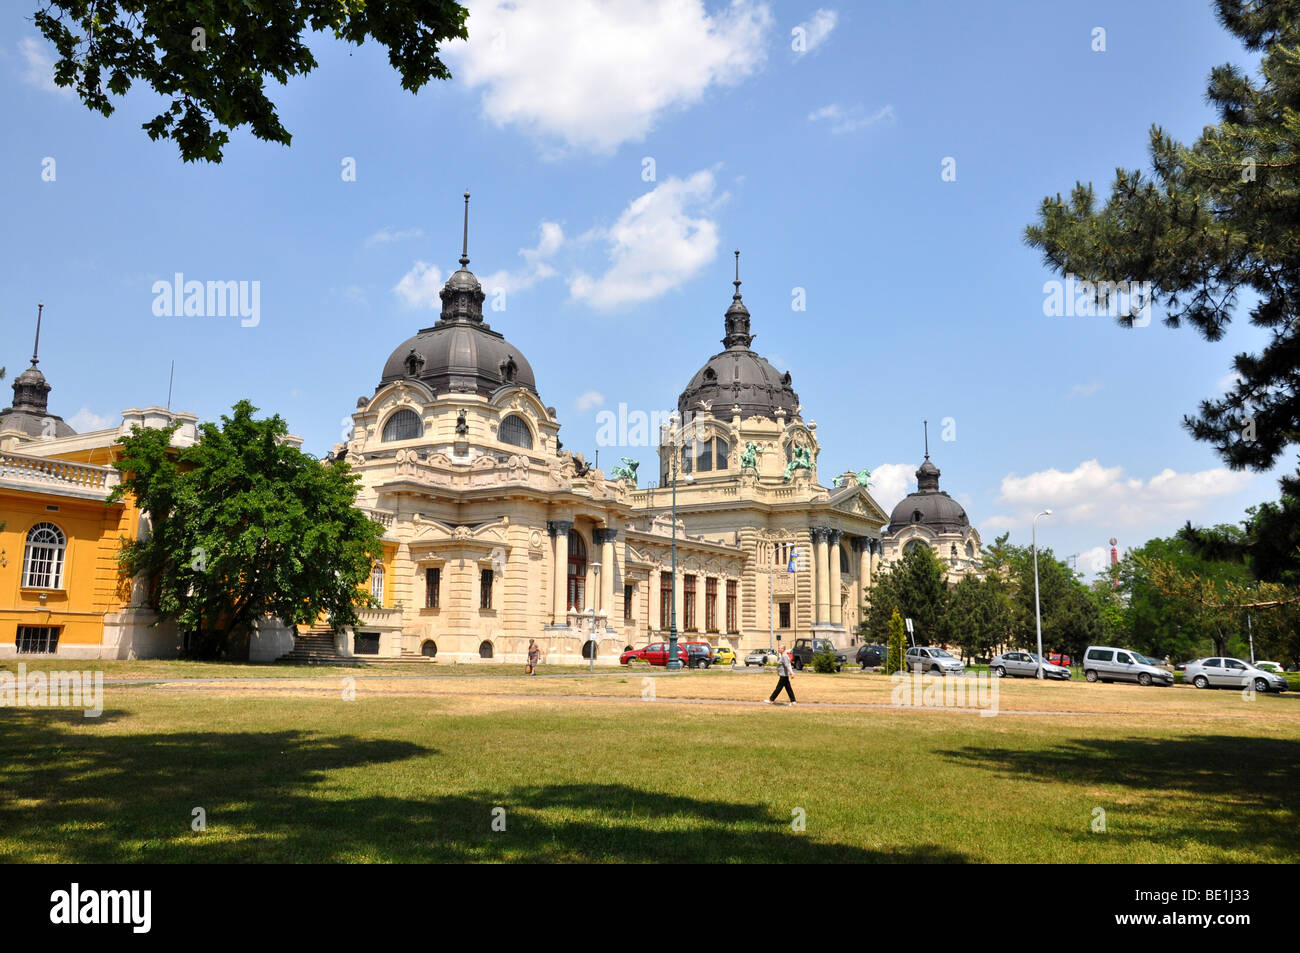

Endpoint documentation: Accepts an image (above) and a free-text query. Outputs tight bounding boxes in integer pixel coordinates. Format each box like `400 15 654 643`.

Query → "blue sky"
1 0 1283 575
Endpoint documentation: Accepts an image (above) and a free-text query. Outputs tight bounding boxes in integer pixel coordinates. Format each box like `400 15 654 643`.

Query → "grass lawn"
1 666 1297 863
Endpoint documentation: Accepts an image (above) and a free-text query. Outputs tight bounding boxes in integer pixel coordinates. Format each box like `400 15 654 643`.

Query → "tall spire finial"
460 191 471 267
31 302 44 367
733 249 741 296
923 419 929 460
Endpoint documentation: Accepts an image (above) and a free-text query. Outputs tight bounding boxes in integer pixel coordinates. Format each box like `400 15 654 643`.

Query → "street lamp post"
588 560 601 672
1032 509 1053 679
666 415 692 671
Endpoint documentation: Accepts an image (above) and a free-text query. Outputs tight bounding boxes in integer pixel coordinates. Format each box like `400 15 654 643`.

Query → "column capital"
547 519 573 537
850 536 867 553
593 527 619 545
827 528 843 545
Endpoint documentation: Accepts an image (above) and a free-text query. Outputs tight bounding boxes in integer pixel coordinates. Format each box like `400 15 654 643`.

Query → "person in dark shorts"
526 639 541 675
767 642 796 705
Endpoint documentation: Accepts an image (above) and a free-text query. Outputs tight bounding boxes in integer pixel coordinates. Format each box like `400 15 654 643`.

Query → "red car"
1046 653 1073 668
620 642 689 666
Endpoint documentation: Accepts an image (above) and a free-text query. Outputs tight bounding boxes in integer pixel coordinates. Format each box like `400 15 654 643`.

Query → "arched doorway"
568 532 587 611
479 640 494 659
582 640 598 660
421 640 438 658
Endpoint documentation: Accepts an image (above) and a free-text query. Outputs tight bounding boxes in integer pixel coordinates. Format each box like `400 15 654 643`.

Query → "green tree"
864 544 948 644
110 399 384 658
883 607 907 675
34 0 469 162
1025 0 1300 498
941 574 1011 661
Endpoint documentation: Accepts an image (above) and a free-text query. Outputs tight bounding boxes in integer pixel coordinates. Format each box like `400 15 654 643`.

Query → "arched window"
479 640 494 659
370 563 385 605
840 544 851 574
582 640 598 660
905 539 926 555
421 640 438 658
568 532 587 611
23 522 66 589
965 541 975 558
499 414 533 449
715 437 729 469
382 409 422 442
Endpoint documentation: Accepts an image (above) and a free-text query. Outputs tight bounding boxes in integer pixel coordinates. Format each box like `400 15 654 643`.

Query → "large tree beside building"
1025 0 1300 499
109 400 384 659
33 0 469 162
863 544 949 646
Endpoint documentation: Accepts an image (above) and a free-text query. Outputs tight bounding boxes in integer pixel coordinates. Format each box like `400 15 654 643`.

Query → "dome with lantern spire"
677 251 800 420
378 193 540 400
0 304 75 439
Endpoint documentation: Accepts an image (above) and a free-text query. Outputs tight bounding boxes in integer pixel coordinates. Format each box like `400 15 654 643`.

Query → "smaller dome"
887 456 970 534
0 362 75 438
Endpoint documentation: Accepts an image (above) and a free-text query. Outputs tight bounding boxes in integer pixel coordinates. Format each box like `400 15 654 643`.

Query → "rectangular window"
778 602 791 629
16 625 61 655
684 575 697 630
480 569 493 610
695 440 713 473
660 571 672 630
726 580 738 633
705 577 718 632
354 632 380 655
624 584 634 622
425 567 440 609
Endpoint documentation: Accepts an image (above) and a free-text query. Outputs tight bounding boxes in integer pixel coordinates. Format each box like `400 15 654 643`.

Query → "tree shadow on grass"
939 735 1300 859
0 710 966 863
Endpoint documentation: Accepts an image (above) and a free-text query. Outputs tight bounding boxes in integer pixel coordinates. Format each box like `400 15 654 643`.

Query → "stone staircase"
278 625 434 665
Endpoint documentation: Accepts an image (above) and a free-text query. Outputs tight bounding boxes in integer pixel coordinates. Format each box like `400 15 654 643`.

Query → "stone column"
595 527 618 623
854 539 870 626
548 519 571 626
828 529 843 626
649 568 661 632
813 528 829 623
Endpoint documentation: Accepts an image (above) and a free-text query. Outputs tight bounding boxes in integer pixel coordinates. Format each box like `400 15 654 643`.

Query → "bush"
812 649 840 673
883 607 908 674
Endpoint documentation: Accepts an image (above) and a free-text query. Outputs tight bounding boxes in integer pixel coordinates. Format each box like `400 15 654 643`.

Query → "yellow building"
1 329 199 659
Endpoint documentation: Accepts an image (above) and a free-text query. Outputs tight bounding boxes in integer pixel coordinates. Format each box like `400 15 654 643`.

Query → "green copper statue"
740 441 759 471
783 445 813 481
610 457 639 484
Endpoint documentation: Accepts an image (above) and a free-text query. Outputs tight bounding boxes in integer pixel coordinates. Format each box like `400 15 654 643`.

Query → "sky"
1 0 1286 577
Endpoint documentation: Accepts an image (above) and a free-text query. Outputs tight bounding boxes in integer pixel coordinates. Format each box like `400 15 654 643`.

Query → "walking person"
767 641 796 705
526 639 541 676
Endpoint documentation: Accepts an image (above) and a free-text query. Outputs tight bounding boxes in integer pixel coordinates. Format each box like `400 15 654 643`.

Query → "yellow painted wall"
0 486 133 649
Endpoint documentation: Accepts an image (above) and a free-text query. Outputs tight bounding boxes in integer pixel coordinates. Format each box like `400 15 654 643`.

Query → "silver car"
1083 645 1175 686
1183 657 1289 693
989 651 1070 680
906 646 964 676
745 649 778 667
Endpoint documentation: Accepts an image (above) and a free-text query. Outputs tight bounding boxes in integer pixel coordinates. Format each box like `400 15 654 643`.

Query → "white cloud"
448 0 773 154
365 227 424 247
1069 380 1102 398
986 458 1253 531
478 221 565 296
793 9 838 54
569 170 722 310
69 407 116 432
575 390 605 411
1217 370 1244 392
1075 546 1111 576
393 262 444 310
868 462 914 512
808 103 894 134
19 37 69 96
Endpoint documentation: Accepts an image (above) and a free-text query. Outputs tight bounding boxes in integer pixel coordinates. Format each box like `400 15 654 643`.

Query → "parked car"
1255 660 1285 675
905 646 964 676
1082 646 1174 686
856 643 886 669
1183 657 1289 693
620 642 689 667
1046 652 1073 668
989 651 1070 680
681 641 714 669
790 638 846 671
711 645 737 666
745 648 779 667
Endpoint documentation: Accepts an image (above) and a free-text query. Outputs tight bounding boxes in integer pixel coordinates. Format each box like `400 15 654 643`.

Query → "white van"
1082 646 1174 687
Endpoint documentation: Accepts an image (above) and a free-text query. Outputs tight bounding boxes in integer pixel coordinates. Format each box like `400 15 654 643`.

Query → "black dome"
378 264 539 399
0 363 75 438
887 457 970 534
677 256 799 420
